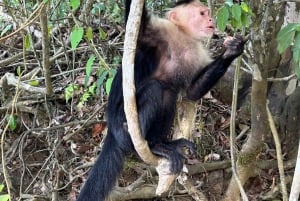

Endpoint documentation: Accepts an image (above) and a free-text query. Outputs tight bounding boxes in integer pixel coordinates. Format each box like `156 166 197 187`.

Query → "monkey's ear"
168 11 180 25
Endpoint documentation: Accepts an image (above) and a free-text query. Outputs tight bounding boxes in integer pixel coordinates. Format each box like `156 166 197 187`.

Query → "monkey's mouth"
207 26 215 30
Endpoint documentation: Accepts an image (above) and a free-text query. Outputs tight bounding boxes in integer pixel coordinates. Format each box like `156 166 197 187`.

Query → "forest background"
0 0 300 201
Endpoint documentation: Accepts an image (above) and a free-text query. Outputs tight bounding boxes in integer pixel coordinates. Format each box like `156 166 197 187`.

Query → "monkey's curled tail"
77 133 125 201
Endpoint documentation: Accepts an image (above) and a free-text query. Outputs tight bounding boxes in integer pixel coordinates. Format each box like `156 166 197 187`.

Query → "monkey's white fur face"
167 2 215 40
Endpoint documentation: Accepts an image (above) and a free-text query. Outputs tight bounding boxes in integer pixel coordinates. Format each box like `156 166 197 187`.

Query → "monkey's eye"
200 11 205 16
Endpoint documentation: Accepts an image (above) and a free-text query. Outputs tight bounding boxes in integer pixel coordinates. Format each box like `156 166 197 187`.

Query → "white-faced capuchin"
77 0 245 200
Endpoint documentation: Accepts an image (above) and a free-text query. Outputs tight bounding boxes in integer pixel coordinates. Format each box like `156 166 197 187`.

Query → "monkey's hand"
222 36 246 60
151 139 195 173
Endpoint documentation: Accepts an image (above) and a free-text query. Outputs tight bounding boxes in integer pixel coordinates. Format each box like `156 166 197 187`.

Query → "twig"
229 48 249 201
0 3 45 42
0 72 47 94
266 100 288 201
1 72 24 200
267 74 296 82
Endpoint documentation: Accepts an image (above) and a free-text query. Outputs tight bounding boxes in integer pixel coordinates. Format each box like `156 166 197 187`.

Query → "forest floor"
0 65 283 201
0 32 289 200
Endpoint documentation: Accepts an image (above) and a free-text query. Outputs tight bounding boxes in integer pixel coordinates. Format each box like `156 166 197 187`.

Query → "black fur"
77 1 245 200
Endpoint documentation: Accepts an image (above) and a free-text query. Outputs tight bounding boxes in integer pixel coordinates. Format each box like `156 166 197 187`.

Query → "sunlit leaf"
70 0 80 11
17 66 21 77
85 55 95 87
99 27 107 40
0 194 9 201
88 83 96 95
86 27 93 41
64 84 79 102
217 6 229 32
0 184 4 192
241 2 250 13
24 34 31 50
105 77 114 95
29 80 39 86
70 26 84 50
7 115 17 131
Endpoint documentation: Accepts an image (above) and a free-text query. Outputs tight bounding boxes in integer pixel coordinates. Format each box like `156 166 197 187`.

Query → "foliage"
64 0 121 108
276 23 300 79
6 115 17 131
216 0 254 32
92 1 123 24
0 184 9 201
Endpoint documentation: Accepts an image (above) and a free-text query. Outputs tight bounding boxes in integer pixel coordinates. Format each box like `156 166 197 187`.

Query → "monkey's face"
185 5 215 40
168 3 215 40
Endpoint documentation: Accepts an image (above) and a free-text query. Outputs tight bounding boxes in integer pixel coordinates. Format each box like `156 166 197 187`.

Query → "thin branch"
267 74 296 82
266 101 288 201
0 3 44 42
229 55 249 201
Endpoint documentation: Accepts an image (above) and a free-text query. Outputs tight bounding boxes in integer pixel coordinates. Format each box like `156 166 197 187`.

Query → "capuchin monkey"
77 0 245 200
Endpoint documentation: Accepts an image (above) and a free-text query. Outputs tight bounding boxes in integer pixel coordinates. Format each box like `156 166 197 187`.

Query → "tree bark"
225 1 286 200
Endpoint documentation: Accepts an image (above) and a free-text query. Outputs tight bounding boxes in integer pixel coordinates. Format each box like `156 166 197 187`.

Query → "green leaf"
7 115 17 131
16 66 21 77
88 83 96 95
231 18 243 30
109 68 117 77
0 184 4 192
86 27 93 41
99 27 107 40
294 24 300 32
97 70 108 87
29 80 39 86
85 55 95 87
24 34 31 50
295 64 300 79
70 0 80 11
277 30 295 53
95 69 108 95
217 6 230 32
241 13 250 27
0 24 12 37
231 5 242 21
277 23 298 42
0 194 9 201
70 26 84 50
64 84 79 102
293 32 300 64
105 77 114 95
241 2 250 13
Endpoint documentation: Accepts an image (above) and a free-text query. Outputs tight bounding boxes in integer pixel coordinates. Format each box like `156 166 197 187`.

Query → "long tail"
76 133 125 201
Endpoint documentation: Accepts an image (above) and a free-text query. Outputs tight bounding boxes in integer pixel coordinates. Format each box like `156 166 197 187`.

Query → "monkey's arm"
187 37 245 101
